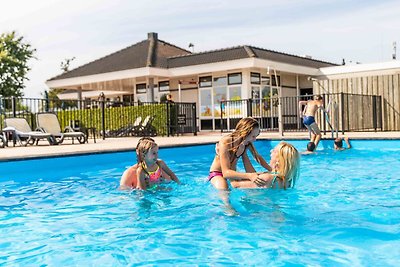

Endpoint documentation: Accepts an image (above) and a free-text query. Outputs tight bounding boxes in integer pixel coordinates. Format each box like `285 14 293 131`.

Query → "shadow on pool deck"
0 131 399 161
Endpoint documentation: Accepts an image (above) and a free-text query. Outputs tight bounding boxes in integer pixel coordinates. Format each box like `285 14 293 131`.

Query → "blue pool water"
1 140 400 266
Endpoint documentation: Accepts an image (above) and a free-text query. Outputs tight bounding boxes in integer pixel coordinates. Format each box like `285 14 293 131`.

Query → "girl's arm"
231 172 275 189
119 166 136 189
248 144 272 171
242 151 256 173
136 167 147 190
158 159 181 184
219 140 267 186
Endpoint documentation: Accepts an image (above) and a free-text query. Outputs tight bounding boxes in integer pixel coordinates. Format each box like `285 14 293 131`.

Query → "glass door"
199 89 213 130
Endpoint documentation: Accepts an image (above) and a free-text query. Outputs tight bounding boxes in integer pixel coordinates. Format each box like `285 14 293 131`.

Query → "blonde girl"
231 141 300 189
208 117 272 190
120 137 180 189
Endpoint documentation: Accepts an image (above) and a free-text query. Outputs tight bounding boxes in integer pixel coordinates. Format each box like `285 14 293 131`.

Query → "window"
228 73 242 85
123 94 134 103
251 72 261 84
213 87 227 117
213 76 227 86
272 75 281 86
199 76 212 87
251 86 260 99
261 76 270 86
229 86 241 100
200 89 212 117
136 83 146 94
158 81 169 92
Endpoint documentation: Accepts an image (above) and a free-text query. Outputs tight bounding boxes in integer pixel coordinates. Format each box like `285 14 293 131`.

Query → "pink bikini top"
142 162 162 182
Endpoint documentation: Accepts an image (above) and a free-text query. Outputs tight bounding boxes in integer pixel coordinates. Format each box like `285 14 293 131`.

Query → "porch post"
77 86 83 109
148 77 154 102
296 75 301 129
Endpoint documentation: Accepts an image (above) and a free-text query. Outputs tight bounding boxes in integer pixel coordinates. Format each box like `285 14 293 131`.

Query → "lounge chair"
105 116 142 137
36 112 87 144
3 117 57 146
0 134 5 148
132 115 157 136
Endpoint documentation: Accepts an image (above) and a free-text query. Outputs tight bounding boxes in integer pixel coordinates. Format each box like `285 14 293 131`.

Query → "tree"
40 56 77 109
0 31 36 98
60 57 75 72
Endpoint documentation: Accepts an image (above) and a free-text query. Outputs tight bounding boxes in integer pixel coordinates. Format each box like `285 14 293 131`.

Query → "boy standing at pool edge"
299 95 325 151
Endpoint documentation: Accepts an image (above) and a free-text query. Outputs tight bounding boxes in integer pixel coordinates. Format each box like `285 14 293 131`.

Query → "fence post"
166 102 170 137
247 99 253 117
379 96 383 131
219 101 224 133
372 95 377 132
278 99 284 137
44 91 49 112
340 92 345 135
12 96 16 117
322 94 326 135
0 95 3 115
99 92 106 140
193 103 197 136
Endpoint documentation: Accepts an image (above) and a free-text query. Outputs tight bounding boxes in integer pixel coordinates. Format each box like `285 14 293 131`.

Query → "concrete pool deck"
1 131 400 161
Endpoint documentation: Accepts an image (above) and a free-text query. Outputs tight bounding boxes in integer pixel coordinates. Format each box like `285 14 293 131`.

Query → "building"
46 32 400 131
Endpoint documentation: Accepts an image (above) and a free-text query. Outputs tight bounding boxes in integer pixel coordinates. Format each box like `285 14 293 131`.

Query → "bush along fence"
220 93 383 136
0 96 197 140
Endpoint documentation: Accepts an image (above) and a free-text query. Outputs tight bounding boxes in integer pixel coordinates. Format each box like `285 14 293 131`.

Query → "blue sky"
1 0 399 98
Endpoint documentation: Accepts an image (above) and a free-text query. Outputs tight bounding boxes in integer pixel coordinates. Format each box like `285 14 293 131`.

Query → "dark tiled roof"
167 46 336 68
251 46 335 68
167 46 249 68
48 38 191 81
48 35 337 81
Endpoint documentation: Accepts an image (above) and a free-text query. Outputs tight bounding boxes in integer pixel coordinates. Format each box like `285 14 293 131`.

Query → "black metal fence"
0 97 197 139
221 93 383 134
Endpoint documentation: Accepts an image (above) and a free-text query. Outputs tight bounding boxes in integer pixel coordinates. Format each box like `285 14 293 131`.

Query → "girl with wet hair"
208 117 272 190
120 137 180 190
231 141 300 189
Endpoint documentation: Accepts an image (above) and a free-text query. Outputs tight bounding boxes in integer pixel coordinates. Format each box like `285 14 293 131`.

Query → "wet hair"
274 142 300 189
136 137 157 164
307 142 316 152
334 138 343 148
314 95 323 100
230 117 259 155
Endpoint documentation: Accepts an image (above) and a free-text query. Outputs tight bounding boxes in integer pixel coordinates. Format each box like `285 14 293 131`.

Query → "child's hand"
252 173 269 187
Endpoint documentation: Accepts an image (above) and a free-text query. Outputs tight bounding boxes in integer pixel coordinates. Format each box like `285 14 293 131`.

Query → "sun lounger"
3 117 57 146
36 112 87 144
132 115 157 136
105 116 142 137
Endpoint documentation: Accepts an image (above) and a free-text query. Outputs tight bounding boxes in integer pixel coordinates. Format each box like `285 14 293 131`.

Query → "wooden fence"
313 74 400 131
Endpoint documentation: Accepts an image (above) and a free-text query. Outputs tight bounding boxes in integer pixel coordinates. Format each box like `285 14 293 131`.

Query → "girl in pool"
120 137 180 189
208 117 273 190
231 141 300 189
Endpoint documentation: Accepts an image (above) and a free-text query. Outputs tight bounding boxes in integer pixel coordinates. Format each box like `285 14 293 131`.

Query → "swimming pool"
1 140 399 265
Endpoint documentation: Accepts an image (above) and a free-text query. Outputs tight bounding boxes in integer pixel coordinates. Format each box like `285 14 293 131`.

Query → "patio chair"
36 112 87 144
0 134 5 148
132 115 157 136
3 117 57 146
105 116 142 137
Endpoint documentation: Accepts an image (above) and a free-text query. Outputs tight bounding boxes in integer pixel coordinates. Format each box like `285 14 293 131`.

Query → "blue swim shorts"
303 116 315 126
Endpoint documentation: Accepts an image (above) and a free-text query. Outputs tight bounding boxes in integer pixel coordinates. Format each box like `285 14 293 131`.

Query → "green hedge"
55 104 168 136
